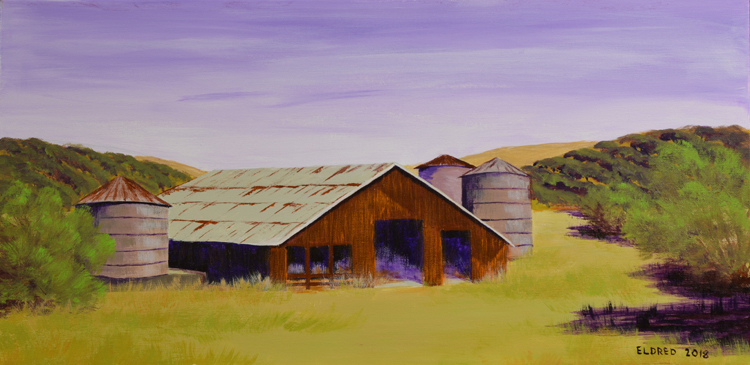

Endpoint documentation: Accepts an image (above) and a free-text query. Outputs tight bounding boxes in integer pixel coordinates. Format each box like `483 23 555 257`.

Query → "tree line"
524 125 749 293
0 137 192 207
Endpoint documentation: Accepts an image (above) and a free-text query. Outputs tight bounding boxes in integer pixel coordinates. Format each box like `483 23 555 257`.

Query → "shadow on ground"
563 210 632 247
559 211 750 350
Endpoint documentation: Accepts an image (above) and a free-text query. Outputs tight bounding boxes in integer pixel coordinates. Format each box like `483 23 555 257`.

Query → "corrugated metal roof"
462 157 528 177
415 154 475 169
159 164 393 246
160 163 514 247
77 176 171 207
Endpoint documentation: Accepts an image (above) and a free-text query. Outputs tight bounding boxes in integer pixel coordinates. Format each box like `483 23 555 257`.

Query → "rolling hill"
459 141 598 168
134 156 206 178
0 138 194 207
405 141 597 172
523 125 749 206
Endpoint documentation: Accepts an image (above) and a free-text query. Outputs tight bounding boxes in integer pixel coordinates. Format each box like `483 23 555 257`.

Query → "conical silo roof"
76 176 171 207
415 154 475 170
463 157 528 177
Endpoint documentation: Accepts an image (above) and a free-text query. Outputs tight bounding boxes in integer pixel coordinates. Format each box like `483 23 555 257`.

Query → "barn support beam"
423 225 443 286
328 244 334 277
269 247 287 284
353 239 375 280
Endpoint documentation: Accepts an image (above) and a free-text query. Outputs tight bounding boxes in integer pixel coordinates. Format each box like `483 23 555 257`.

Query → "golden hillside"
460 141 598 168
405 141 597 172
135 156 207 179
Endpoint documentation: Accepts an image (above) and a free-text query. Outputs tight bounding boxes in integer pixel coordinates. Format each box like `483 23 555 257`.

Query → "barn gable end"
281 168 509 286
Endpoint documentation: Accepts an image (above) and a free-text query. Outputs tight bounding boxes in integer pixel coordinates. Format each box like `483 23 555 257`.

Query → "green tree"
578 182 643 238
622 141 750 286
0 183 116 310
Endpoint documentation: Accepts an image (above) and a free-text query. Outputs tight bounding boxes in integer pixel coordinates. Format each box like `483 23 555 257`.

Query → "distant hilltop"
135 155 207 179
405 141 598 172
0 137 194 207
459 141 598 168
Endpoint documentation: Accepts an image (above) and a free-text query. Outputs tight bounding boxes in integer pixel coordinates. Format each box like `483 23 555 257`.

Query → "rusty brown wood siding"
269 247 287 283
277 168 508 285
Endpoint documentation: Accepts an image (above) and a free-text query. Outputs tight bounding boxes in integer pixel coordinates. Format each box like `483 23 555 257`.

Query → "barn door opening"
286 246 306 285
374 219 424 283
441 231 471 280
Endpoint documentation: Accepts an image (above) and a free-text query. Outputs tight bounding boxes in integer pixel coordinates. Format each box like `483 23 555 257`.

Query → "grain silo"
416 155 475 205
76 176 171 279
462 158 532 259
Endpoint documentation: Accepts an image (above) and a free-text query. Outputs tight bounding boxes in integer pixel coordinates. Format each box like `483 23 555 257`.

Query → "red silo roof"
76 176 171 207
415 155 475 170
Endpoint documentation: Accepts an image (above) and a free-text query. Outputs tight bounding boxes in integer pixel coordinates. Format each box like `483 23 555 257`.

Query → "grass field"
1 211 748 364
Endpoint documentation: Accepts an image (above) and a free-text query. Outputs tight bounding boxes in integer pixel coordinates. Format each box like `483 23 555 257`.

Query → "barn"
160 163 512 288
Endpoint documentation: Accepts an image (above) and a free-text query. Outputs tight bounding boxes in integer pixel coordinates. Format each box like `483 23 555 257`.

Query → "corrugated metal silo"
76 176 171 279
462 158 532 259
416 155 475 205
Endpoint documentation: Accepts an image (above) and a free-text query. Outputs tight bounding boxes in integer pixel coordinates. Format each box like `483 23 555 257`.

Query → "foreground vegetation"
0 185 114 311
0 211 748 364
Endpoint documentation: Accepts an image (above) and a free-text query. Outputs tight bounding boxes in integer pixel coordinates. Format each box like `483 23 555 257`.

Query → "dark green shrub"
0 183 116 310
622 141 750 286
577 184 639 237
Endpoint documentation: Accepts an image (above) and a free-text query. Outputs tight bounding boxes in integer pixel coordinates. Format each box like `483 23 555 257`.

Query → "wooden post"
269 247 287 284
471 235 480 282
423 225 443 286
328 244 334 277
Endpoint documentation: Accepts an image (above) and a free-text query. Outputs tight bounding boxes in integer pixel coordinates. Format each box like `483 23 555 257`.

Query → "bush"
622 141 750 287
0 183 116 311
578 185 630 237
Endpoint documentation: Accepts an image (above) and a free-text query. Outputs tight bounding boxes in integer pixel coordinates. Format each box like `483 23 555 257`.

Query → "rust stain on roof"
199 202 218 210
324 165 351 181
77 176 171 207
192 220 219 232
319 187 337 196
260 203 276 212
242 186 270 196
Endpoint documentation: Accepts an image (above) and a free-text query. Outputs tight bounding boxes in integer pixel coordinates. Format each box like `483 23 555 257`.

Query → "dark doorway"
310 246 329 275
333 245 353 274
374 219 424 282
287 246 305 274
168 241 269 283
441 231 471 279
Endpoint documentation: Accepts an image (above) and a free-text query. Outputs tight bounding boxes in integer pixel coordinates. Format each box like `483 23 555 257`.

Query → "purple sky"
1 0 748 170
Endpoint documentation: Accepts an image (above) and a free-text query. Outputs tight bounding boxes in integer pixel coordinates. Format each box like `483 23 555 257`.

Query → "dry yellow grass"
134 156 207 178
1 211 748 364
404 141 597 173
